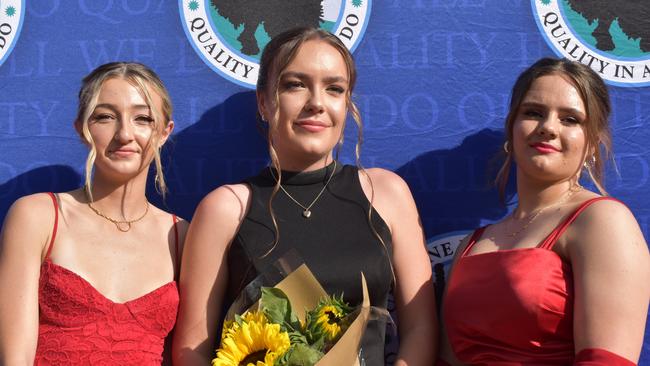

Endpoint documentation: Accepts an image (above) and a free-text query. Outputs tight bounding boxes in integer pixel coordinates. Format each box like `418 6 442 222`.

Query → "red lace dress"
439 197 637 366
34 193 180 366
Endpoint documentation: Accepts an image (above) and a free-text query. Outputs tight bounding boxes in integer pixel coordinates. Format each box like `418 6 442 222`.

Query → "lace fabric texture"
35 259 178 365
33 193 179 365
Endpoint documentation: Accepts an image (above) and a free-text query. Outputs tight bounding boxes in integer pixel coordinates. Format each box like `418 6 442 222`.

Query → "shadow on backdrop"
395 128 515 240
0 92 266 226
148 91 268 219
0 165 81 224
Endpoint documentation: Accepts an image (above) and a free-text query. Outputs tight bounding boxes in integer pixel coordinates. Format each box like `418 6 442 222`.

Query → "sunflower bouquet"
212 264 370 366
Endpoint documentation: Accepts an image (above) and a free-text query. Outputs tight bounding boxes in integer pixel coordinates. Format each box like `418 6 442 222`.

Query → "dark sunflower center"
240 350 267 365
326 310 340 325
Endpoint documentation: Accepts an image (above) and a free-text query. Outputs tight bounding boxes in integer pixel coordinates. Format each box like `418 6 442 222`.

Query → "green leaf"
260 287 301 332
310 335 326 351
284 344 324 366
288 330 308 345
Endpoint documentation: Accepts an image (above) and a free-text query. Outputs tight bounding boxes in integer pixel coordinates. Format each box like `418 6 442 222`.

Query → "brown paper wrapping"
264 264 371 366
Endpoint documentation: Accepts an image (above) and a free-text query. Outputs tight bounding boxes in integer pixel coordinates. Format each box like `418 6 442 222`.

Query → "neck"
275 153 334 173
87 171 149 219
514 171 577 218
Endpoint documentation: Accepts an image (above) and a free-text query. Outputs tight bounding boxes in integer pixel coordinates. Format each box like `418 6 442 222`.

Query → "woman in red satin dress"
438 58 649 365
0 62 188 365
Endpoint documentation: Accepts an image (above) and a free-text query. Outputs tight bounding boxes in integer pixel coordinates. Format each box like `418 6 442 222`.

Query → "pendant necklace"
270 161 337 219
507 185 582 238
85 189 149 232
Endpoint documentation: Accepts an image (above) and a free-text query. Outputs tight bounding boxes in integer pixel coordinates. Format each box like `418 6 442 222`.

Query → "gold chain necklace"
270 161 337 219
86 194 150 232
507 185 582 239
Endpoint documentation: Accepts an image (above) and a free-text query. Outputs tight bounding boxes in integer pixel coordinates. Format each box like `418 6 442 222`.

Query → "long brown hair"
256 28 391 278
76 62 173 200
495 57 612 199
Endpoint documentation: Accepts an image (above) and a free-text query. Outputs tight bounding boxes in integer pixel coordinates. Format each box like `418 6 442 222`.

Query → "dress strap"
44 192 59 261
460 226 487 257
539 197 621 250
172 214 180 263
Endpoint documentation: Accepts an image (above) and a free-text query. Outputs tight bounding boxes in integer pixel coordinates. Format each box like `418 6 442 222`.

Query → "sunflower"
317 305 345 340
304 296 352 344
212 311 291 366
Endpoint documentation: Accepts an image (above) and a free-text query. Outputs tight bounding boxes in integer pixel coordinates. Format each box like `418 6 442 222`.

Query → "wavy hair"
75 62 173 200
256 27 393 280
496 57 612 199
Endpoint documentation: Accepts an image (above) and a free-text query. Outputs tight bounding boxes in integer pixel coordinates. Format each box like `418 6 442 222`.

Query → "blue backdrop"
1 0 648 363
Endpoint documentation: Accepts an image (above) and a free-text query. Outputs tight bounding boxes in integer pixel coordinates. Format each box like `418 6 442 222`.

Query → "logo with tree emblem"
532 0 650 87
0 0 25 68
179 0 371 88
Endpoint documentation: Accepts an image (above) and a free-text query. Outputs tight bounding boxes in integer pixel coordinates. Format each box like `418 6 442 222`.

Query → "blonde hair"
76 62 173 200
496 58 612 199
256 28 393 281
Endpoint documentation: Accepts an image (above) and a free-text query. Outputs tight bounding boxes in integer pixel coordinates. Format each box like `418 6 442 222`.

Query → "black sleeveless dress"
226 162 393 366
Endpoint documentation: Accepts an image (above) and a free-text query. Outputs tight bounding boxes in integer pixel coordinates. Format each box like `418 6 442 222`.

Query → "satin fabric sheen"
438 197 636 366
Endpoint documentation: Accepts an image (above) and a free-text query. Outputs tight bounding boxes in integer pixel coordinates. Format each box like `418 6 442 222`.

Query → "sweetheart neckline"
41 259 177 306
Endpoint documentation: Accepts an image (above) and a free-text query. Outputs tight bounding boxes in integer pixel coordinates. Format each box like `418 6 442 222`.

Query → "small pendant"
302 210 311 218
115 222 132 232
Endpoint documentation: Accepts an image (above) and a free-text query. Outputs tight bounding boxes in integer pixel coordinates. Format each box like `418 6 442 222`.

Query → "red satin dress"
34 193 180 365
440 197 636 366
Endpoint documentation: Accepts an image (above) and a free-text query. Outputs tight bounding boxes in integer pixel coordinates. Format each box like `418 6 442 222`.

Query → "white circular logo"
532 0 650 87
179 0 372 88
0 0 24 68
427 231 470 277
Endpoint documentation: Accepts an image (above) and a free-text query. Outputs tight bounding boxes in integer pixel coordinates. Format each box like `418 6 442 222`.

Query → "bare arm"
172 184 249 365
436 235 471 366
362 169 438 365
568 199 649 362
0 194 53 365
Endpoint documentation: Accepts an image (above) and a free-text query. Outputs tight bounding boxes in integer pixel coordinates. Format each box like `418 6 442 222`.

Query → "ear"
256 89 269 122
585 141 596 159
74 119 90 145
158 120 174 147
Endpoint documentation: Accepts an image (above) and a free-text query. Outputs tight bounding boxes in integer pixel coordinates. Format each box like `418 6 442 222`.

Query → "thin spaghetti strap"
539 197 621 250
461 226 487 257
44 192 59 260
172 214 179 263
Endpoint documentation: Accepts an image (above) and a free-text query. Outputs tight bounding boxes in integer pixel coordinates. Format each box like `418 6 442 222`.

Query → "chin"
97 163 145 178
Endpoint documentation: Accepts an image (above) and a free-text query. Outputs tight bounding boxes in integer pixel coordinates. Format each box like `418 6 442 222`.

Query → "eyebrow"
94 103 151 111
280 71 348 84
520 101 585 116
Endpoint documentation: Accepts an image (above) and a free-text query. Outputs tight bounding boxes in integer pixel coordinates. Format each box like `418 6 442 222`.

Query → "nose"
538 114 559 139
114 118 135 142
305 88 325 114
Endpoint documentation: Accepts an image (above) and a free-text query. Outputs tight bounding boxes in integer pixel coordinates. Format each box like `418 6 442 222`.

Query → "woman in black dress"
173 27 437 366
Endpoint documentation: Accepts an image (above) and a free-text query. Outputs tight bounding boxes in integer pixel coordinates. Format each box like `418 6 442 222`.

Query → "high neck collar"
264 161 341 186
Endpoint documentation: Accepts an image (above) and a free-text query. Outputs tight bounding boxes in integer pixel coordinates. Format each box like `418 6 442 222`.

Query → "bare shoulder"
569 197 646 257
196 183 251 222
359 167 412 199
572 198 640 237
4 193 56 227
358 167 419 234
1 193 57 255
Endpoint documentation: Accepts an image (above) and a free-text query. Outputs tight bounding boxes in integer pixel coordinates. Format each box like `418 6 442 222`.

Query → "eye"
281 79 305 90
92 113 115 123
522 109 543 118
561 116 581 125
327 84 346 95
134 115 155 126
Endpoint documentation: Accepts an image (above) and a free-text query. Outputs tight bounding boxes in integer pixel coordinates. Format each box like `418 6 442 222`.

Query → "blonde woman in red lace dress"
0 62 187 365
